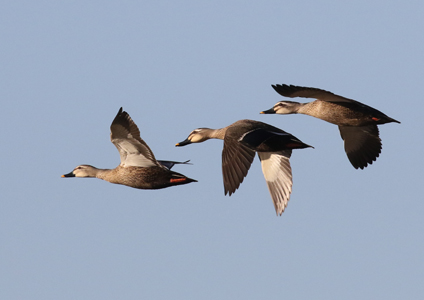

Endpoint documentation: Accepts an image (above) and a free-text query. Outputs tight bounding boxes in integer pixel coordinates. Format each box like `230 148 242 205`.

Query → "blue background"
1 1 422 299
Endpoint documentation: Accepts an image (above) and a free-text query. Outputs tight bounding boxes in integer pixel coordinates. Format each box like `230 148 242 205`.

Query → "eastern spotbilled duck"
261 84 400 169
62 108 197 189
175 119 312 215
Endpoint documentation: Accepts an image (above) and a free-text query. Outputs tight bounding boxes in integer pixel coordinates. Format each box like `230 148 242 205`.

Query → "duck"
175 119 312 215
261 84 400 169
62 107 197 189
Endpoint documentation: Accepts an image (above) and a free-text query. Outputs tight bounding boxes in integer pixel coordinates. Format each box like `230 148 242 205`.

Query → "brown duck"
261 84 400 169
62 108 197 189
176 119 312 215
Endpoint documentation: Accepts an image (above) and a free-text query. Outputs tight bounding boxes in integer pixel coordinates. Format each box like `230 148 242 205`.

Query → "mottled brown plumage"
62 108 196 189
261 84 400 169
176 119 312 215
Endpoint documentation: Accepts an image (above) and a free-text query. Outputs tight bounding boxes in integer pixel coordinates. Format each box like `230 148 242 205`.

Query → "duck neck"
295 102 313 115
207 127 226 140
94 168 114 181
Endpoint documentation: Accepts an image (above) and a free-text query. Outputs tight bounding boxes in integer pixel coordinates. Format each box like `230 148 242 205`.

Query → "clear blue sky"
1 1 423 299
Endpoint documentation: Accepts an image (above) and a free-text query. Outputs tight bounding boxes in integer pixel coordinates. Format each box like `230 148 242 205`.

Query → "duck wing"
221 138 256 196
272 84 387 113
338 125 382 169
258 151 293 216
272 84 353 103
110 108 158 167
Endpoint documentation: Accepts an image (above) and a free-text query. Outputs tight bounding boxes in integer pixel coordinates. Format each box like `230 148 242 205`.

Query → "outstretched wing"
338 125 381 169
258 151 293 216
110 108 158 167
272 84 358 103
221 137 256 196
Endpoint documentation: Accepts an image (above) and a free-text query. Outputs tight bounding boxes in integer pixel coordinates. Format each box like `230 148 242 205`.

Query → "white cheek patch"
190 134 205 143
74 170 88 177
275 107 287 114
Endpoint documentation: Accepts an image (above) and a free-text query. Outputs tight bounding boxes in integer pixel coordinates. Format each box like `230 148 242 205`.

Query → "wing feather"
110 108 158 167
222 139 256 195
258 151 293 215
339 125 381 169
272 84 355 103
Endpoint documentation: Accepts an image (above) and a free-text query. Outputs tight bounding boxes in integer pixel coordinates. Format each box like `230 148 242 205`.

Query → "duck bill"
260 108 276 114
175 139 192 147
62 171 75 178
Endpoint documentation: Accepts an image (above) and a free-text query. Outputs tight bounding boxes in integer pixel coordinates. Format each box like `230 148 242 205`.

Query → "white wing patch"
258 151 293 215
113 139 157 168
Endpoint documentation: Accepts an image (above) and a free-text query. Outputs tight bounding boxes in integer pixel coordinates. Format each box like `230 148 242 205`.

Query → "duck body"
63 164 194 189
176 119 312 215
293 98 399 127
262 84 400 169
234 120 311 152
62 108 196 190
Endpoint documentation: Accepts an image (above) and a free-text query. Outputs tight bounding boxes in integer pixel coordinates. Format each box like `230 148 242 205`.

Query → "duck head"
261 101 300 115
62 165 99 178
175 128 212 146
